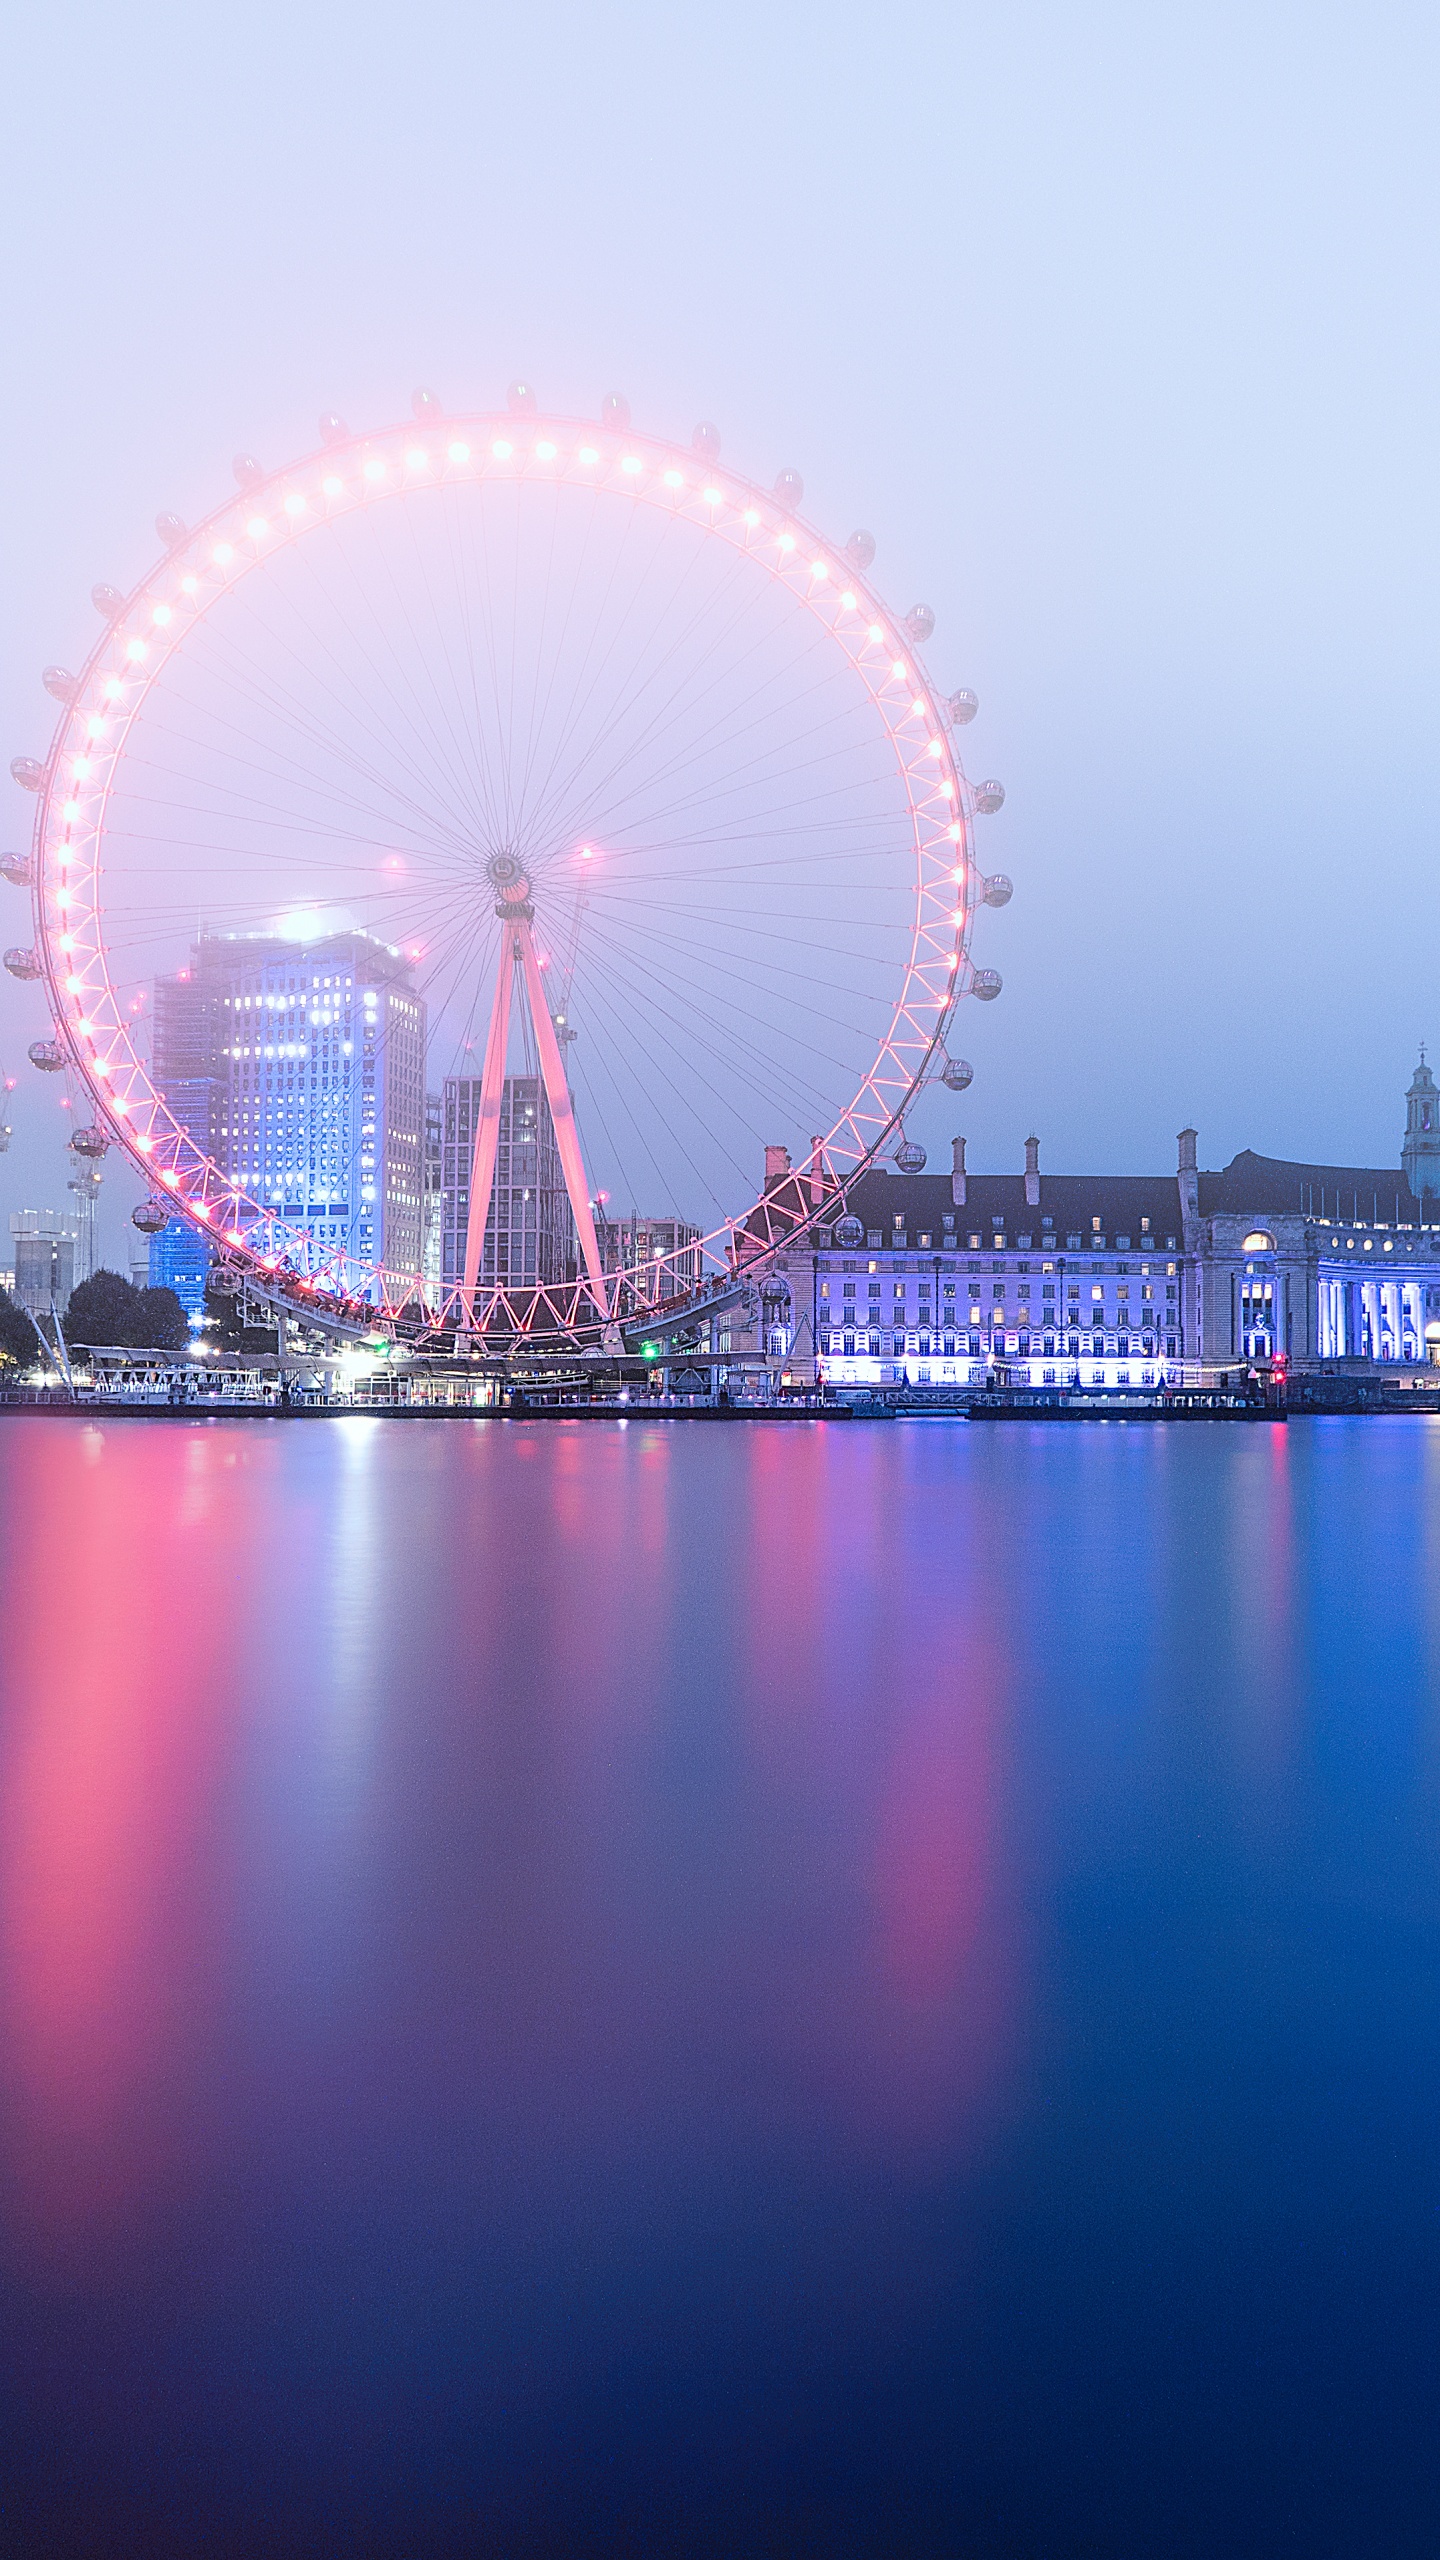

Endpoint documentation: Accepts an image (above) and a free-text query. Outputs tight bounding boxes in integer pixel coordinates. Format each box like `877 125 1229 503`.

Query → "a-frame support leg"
461 931 516 1313
516 917 611 1327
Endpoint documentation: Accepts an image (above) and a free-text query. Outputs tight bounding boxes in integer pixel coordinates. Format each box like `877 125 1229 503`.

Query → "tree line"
0 1268 189 1364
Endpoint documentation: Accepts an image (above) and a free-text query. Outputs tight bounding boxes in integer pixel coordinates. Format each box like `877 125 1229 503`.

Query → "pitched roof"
751 1143 1425 1254
1196 1151 1423 1222
839 1166 1185 1241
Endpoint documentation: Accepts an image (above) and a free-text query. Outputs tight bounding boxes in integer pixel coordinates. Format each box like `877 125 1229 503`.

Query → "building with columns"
726 1054 1440 1393
762 1140 1193 1391
1180 1132 1438 1368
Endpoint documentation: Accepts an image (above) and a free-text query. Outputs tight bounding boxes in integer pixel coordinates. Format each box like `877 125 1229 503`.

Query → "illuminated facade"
152 930 426 1284
1187 1138 1439 1367
423 1093 444 1301
792 1142 1190 1391
147 1216 212 1321
749 1058 1440 1395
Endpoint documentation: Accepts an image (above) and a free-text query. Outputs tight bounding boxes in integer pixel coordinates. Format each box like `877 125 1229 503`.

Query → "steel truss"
17 403 1005 1353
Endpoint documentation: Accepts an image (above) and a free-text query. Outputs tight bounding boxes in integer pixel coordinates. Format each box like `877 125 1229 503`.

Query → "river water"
0 1412 1437 2556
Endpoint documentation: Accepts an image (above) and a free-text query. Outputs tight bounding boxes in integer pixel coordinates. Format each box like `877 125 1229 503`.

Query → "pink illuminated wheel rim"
21 408 1000 1341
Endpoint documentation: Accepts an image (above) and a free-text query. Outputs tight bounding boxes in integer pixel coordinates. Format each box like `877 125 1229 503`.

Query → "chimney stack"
1024 1134 1040 1208
1177 1127 1198 1227
808 1136 823 1207
951 1134 967 1207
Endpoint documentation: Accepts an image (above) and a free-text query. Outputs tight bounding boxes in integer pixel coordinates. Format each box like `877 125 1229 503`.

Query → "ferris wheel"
6 383 1011 1344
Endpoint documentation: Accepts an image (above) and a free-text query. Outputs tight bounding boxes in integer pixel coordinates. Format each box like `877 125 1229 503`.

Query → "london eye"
8 386 1009 1346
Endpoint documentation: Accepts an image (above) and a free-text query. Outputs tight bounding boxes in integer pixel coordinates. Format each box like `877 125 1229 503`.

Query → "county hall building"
741 1056 1440 1391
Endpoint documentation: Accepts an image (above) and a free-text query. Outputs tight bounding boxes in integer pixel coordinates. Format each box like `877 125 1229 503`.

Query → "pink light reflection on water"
0 1414 1031 2279
0 1425 252 2261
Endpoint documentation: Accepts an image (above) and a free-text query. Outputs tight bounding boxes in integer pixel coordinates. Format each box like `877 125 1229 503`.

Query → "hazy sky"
3 0 1437 1259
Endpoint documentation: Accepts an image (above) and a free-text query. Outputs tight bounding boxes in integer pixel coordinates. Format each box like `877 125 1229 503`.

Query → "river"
0 1413 1437 2555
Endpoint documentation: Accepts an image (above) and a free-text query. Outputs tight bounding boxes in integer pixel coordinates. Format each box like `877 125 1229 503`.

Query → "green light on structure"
641 1342 661 1361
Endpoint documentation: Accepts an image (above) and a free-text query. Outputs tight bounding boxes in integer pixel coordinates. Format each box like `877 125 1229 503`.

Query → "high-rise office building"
441 1075 577 1292
151 930 426 1284
152 965 225 1160
423 1092 444 1301
10 1213 77 1315
595 1212 702 1294
66 1163 101 1285
147 1217 213 1320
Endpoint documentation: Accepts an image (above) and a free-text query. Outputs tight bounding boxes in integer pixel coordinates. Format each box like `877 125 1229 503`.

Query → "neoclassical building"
726 1056 1440 1391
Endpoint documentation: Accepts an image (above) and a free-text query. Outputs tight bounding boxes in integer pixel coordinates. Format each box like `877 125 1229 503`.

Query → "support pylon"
515 922 611 1320
461 929 515 1305
461 861 612 1333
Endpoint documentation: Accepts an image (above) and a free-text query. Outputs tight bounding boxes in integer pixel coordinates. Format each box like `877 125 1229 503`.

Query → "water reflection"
0 1415 1438 2555
0 1417 1025 2265
0 1426 252 2248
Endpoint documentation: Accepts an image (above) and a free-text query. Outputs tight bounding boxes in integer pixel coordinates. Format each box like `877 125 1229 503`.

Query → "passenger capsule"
318 411 349 447
9 757 45 792
232 454 265 488
28 1038 66 1071
904 604 935 643
91 583 125 620
507 380 539 415
894 1137 928 1173
773 467 804 510
42 666 78 703
983 872 1013 908
132 1198 169 1234
971 968 1002 1001
941 1056 974 1092
4 947 42 981
69 1125 108 1158
948 688 979 725
411 385 443 419
0 853 33 887
155 511 187 549
599 391 630 429
692 421 721 459
974 780 1006 815
210 1264 244 1294
834 1214 864 1248
845 530 876 571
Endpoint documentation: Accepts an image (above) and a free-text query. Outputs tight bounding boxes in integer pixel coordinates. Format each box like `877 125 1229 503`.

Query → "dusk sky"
4 0 1437 1255
5 19 1440 2540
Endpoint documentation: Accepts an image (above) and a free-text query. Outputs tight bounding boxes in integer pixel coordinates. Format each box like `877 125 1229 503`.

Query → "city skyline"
8 8 1440 1235
3 13 1439 2553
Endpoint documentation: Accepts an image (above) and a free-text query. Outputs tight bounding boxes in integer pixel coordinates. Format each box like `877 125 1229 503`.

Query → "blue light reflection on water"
0 1414 1438 2556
